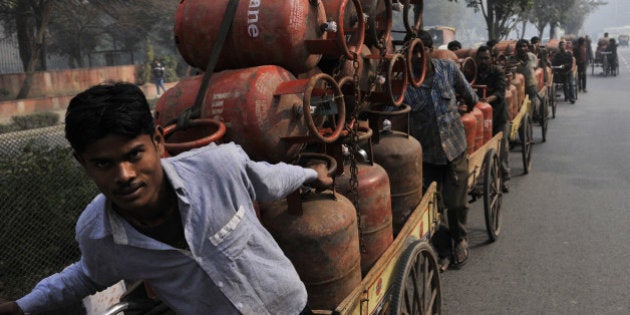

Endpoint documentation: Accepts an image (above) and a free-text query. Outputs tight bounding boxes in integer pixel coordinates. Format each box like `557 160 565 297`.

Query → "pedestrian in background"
152 59 166 96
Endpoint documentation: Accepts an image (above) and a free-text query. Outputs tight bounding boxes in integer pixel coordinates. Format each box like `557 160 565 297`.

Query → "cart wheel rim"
390 241 442 315
483 149 502 241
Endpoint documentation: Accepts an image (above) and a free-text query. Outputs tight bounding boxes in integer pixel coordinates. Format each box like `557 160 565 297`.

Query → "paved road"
440 47 630 314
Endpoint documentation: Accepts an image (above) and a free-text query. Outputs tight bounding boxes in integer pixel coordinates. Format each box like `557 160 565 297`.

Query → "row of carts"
98 1 555 314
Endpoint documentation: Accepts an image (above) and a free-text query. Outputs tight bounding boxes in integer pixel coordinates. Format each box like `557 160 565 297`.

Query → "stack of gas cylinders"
154 0 430 310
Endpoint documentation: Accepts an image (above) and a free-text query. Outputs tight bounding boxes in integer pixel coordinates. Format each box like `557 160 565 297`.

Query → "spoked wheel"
539 97 549 143
482 148 502 241
518 113 533 174
390 241 441 315
549 85 557 119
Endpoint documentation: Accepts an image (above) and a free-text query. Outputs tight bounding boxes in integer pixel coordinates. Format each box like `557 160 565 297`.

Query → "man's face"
516 42 529 56
77 129 166 214
477 50 492 69
559 42 566 52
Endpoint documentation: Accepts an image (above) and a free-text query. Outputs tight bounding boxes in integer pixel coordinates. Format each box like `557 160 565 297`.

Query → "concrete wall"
0 65 176 122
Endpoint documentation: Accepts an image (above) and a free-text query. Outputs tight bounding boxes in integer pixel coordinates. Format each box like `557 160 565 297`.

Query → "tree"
452 0 533 40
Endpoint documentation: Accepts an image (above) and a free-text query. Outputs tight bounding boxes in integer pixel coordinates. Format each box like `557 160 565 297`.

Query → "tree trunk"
16 2 53 100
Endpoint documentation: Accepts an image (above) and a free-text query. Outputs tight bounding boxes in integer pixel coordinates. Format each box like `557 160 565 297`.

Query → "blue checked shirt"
404 58 479 164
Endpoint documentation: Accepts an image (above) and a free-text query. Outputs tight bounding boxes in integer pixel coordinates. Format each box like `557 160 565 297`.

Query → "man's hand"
0 301 23 315
306 162 333 192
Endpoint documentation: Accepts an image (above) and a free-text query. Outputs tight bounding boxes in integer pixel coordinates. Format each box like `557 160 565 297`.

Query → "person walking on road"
152 59 167 96
404 30 479 272
475 45 511 192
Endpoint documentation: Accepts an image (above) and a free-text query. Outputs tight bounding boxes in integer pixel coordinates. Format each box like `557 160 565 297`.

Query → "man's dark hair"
417 30 433 49
447 40 462 51
476 45 491 57
486 39 498 48
516 39 529 48
530 36 540 44
65 82 155 153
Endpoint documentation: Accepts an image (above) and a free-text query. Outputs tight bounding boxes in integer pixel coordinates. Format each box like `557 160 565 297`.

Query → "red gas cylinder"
162 118 226 157
511 72 526 108
505 88 515 122
431 49 458 62
155 65 345 163
336 161 393 276
360 0 392 49
475 101 493 144
454 48 477 59
261 189 361 310
367 106 423 235
318 0 366 60
175 0 330 75
495 40 517 56
461 111 477 155
471 107 484 151
535 67 544 91
361 52 409 106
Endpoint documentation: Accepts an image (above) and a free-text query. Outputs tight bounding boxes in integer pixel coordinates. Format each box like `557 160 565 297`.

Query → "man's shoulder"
76 194 108 240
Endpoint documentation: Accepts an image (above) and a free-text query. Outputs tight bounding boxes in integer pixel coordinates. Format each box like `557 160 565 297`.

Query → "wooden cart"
508 95 533 175
315 183 442 315
466 132 504 241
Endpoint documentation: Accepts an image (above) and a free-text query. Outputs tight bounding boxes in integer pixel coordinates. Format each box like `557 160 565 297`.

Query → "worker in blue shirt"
404 30 479 272
0 82 332 315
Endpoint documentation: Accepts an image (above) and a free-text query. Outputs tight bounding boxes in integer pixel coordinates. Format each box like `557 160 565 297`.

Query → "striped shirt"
404 58 479 164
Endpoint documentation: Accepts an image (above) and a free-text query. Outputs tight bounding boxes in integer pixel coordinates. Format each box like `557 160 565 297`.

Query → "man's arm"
485 67 507 105
14 260 107 314
244 151 333 202
451 62 479 111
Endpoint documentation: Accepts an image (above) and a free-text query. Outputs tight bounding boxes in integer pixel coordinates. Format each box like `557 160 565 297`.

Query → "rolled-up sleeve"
16 259 105 313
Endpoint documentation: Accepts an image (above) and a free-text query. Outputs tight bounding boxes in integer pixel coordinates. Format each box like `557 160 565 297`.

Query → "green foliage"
0 142 99 299
10 112 59 130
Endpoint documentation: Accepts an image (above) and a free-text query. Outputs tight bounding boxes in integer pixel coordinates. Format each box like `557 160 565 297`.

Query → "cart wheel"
549 85 557 119
482 148 502 241
390 241 441 315
540 96 549 143
518 113 533 174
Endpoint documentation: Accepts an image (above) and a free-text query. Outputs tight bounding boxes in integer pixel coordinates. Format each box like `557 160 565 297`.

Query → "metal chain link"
348 51 365 254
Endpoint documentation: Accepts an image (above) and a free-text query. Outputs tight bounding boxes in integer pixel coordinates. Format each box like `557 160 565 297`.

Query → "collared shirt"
552 50 574 75
475 64 508 126
18 142 317 315
516 52 539 88
404 58 479 165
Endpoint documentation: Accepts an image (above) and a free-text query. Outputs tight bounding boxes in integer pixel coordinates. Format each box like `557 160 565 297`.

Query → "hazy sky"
583 0 630 37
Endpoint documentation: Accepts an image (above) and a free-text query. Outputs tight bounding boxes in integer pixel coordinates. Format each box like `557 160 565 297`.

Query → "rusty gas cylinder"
471 107 484 151
260 189 361 310
431 49 458 62
505 87 515 122
317 0 366 60
367 106 423 235
454 48 477 59
461 111 477 155
495 40 517 56
336 160 393 276
154 65 345 163
175 0 332 75
475 101 493 144
511 72 525 108
535 67 545 91
360 0 392 49
162 118 226 157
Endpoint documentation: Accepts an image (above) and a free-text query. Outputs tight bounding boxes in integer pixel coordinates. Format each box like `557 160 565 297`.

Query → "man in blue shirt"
0 82 332 315
405 30 479 271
